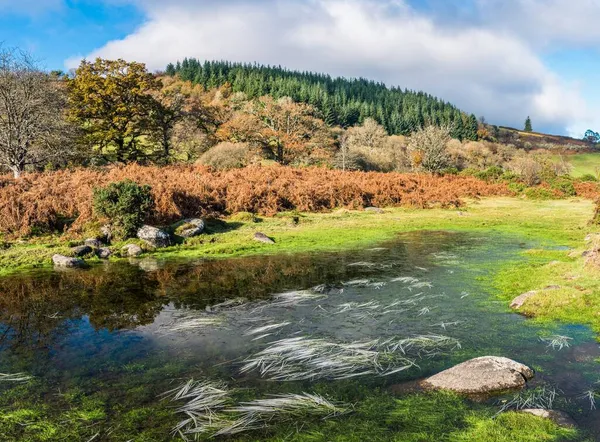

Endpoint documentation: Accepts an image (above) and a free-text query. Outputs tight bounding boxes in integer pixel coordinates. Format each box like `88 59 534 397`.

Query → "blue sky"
0 0 598 137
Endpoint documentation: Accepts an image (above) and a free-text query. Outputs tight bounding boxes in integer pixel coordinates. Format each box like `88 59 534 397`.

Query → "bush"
580 174 598 182
550 178 576 197
475 166 504 182
524 187 555 200
198 142 249 170
508 182 527 194
92 180 154 239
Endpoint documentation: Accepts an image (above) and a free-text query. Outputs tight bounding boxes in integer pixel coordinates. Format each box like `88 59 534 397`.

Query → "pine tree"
524 116 533 132
466 114 479 141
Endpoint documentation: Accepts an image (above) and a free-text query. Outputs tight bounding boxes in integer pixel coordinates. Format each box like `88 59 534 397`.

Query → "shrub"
580 174 598 182
475 166 504 182
508 182 527 194
407 126 451 173
550 178 576 197
198 142 249 170
92 180 154 239
524 187 555 200
507 155 542 186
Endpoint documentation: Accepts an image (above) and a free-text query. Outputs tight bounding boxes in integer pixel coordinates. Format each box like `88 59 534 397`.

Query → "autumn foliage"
0 165 514 236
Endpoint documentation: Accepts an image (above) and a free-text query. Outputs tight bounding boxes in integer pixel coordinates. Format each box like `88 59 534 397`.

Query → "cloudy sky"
1 0 598 136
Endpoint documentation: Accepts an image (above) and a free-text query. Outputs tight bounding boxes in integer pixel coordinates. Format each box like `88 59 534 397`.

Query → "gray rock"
52 254 85 268
520 409 577 428
421 356 534 394
510 286 561 310
122 244 143 257
253 232 275 244
176 218 205 238
100 224 113 243
510 291 538 309
365 207 384 214
96 248 112 259
71 245 93 257
137 225 171 248
84 238 104 249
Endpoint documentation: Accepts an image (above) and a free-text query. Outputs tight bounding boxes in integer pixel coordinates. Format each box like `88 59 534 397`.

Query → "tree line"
166 59 481 141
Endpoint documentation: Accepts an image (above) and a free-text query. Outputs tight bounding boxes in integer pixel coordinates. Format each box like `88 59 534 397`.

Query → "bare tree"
407 125 451 173
0 46 76 177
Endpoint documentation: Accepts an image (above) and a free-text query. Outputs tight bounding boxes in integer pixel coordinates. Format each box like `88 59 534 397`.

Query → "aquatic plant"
244 322 291 337
162 315 223 333
497 386 557 415
391 276 420 284
164 380 347 439
540 335 572 351
578 389 599 410
240 335 460 381
0 372 32 382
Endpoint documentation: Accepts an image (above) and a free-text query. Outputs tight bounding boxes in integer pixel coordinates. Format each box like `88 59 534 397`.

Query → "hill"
496 126 592 151
165 59 480 141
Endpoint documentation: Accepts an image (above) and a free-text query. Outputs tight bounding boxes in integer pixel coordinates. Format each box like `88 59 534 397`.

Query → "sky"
0 0 598 137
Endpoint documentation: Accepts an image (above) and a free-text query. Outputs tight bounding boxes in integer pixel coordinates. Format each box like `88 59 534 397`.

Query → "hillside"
165 59 479 141
496 126 592 151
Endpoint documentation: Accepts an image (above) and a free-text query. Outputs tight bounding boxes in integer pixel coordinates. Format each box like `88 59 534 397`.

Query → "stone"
520 409 577 428
52 254 85 268
365 206 384 214
176 218 205 238
100 224 113 243
510 291 538 309
510 286 560 310
71 245 93 257
137 225 171 248
84 238 104 249
96 248 112 259
253 232 275 244
421 356 534 394
122 244 143 257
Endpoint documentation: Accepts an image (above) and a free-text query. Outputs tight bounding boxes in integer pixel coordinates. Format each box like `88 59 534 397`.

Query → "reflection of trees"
0 231 467 352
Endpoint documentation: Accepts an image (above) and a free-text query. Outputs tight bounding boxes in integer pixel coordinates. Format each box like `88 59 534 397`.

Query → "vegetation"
524 116 533 133
166 59 475 139
92 180 154 239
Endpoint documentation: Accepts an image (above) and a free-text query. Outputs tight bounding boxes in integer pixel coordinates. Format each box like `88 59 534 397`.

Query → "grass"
0 197 595 276
553 153 600 178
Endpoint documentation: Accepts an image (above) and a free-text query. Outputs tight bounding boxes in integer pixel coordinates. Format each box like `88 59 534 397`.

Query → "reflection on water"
0 231 599 439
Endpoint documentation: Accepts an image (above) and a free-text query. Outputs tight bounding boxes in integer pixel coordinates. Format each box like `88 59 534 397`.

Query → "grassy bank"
0 197 593 274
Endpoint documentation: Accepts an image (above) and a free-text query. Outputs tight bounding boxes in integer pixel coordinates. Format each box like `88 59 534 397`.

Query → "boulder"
510 291 538 309
253 232 275 244
421 356 534 394
84 238 104 249
510 286 561 310
122 244 143 257
52 254 85 268
520 409 576 428
71 245 93 257
137 225 171 248
100 224 113 243
176 218 205 238
96 248 112 259
365 207 384 214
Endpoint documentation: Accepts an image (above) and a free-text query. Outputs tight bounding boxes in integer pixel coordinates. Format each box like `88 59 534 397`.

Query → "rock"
253 232 275 244
510 291 538 309
71 245 93 257
122 244 143 257
100 224 113 243
520 409 577 428
510 286 561 310
365 206 384 214
96 248 112 259
137 225 171 248
84 238 104 249
52 254 85 268
421 356 534 394
176 218 205 238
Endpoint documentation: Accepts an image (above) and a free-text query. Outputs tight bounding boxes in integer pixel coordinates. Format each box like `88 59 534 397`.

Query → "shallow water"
1 231 599 440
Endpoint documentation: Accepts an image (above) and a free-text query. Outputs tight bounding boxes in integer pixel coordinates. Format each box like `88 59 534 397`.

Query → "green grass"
553 153 600 178
0 198 594 276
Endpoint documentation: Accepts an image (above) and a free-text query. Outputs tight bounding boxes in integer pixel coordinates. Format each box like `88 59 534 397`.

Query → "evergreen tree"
524 116 533 132
166 59 467 136
165 63 176 76
465 114 479 141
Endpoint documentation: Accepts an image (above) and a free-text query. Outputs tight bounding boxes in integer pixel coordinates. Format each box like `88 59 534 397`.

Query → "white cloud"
67 0 594 135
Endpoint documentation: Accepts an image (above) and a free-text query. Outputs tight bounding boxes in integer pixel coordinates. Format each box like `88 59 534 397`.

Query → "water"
0 231 599 440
